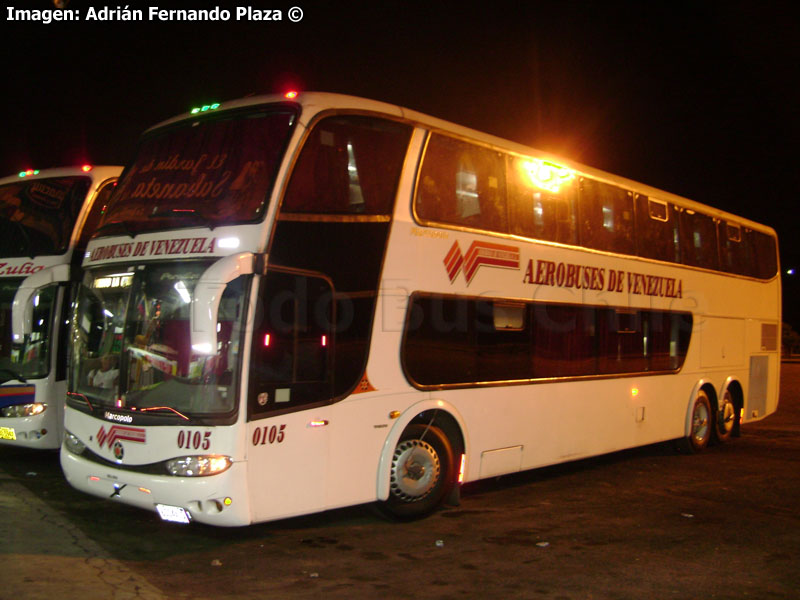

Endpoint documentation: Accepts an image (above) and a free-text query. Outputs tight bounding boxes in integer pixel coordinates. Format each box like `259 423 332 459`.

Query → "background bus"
0 165 122 449
59 93 779 526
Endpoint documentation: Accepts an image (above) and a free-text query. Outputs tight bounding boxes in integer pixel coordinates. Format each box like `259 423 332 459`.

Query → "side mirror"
191 252 263 354
12 264 71 340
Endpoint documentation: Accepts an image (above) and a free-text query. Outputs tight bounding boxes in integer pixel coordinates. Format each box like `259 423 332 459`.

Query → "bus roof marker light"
81 164 93 172
284 90 299 99
18 169 40 178
191 102 221 114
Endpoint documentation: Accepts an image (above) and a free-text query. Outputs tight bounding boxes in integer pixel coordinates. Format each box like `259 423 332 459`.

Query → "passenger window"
282 116 411 215
635 195 680 263
507 156 577 245
578 178 635 255
402 295 693 387
679 209 719 270
647 311 693 371
415 134 508 233
718 221 747 275
744 229 778 279
596 310 648 374
530 303 596 378
248 269 334 417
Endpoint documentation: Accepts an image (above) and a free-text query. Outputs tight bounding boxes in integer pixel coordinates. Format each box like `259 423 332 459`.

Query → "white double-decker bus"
56 93 779 526
1 165 122 448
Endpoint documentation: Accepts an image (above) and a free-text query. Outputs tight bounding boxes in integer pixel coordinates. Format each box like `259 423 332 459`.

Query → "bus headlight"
165 455 232 477
1 403 46 418
64 431 87 455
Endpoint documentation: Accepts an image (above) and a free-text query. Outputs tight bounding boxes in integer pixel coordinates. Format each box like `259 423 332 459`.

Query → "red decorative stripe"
97 425 147 448
443 240 520 284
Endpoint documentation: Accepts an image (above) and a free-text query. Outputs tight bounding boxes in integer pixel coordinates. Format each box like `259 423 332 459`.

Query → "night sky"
2 0 798 326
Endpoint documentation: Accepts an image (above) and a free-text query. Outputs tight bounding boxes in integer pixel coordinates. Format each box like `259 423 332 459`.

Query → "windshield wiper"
66 392 95 413
132 405 189 420
94 220 136 239
0 367 27 384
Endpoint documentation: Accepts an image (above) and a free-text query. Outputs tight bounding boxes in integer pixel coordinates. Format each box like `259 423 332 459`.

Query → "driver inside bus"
87 354 119 389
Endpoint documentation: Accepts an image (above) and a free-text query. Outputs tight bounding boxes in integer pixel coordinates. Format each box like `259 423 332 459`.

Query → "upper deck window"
507 156 577 245
578 178 635 255
0 176 91 256
635 195 680 262
281 116 412 216
101 107 297 233
679 209 719 270
416 134 508 233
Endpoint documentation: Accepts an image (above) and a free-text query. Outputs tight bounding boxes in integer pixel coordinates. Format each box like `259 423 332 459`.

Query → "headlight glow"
1 403 46 418
165 455 232 477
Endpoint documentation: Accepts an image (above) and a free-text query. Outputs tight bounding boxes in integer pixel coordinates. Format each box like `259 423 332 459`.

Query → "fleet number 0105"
252 424 286 445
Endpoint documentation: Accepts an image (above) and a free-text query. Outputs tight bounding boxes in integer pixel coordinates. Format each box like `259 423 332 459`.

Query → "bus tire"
381 424 455 519
714 388 737 443
677 390 712 454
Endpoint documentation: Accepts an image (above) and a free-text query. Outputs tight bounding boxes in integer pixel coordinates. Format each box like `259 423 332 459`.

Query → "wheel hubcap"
390 439 440 502
693 402 709 443
719 393 735 435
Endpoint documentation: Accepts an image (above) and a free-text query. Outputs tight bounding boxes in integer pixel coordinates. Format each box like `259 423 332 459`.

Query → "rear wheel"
714 388 737 443
677 390 712 453
382 424 454 519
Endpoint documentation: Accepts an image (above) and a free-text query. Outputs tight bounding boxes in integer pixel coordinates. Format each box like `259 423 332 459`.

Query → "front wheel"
381 424 455 519
676 390 712 453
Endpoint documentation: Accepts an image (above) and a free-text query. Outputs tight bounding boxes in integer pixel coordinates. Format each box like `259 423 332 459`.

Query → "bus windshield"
70 262 247 419
0 176 92 256
0 278 57 382
100 107 297 234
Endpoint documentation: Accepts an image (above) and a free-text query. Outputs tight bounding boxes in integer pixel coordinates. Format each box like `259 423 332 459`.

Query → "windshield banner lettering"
88 236 217 262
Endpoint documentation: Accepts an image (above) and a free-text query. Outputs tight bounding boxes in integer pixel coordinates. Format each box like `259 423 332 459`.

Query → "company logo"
104 411 133 423
444 240 520 285
97 424 146 449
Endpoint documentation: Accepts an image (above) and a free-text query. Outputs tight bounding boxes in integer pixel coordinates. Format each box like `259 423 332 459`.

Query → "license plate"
0 427 16 441
156 503 191 524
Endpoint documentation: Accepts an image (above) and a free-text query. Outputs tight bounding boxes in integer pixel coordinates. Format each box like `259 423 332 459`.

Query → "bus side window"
679 209 719 270
507 157 577 245
635 195 680 263
248 270 334 417
596 309 648 374
578 178 634 255
415 134 508 234
743 228 778 279
282 116 411 216
718 220 748 275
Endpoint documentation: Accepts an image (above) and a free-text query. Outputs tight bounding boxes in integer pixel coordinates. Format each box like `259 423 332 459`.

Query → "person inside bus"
87 354 119 389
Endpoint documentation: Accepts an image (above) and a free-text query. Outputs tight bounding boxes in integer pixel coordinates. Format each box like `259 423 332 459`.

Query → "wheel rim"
390 438 441 503
692 400 710 444
718 392 736 435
